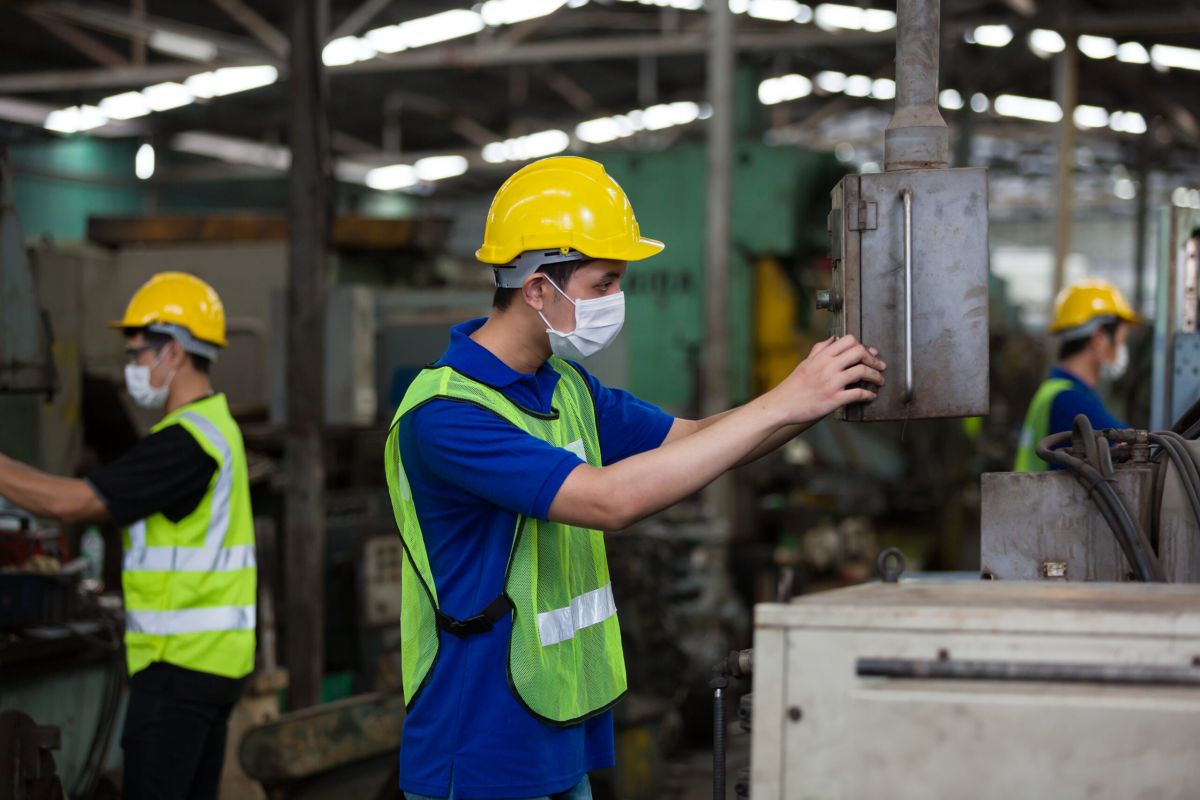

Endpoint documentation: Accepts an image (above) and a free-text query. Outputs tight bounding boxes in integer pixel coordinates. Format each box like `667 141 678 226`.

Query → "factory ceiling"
0 0 1197 197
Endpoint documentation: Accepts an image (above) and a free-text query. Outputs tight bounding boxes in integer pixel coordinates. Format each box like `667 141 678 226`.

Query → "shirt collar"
440 317 546 389
1050 365 1093 392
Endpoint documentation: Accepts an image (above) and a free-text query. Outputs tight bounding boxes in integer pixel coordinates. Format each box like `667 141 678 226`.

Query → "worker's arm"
663 344 884 467
549 335 884 530
0 454 109 523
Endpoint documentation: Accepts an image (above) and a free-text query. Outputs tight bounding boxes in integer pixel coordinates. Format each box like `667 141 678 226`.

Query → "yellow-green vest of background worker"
1014 278 1142 472
0 271 255 800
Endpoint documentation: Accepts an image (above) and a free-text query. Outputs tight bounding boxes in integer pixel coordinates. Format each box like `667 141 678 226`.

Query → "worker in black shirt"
0 272 256 800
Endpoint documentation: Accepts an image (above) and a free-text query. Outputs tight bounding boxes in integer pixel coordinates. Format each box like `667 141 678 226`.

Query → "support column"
284 0 330 710
1052 40 1078 299
703 0 733 420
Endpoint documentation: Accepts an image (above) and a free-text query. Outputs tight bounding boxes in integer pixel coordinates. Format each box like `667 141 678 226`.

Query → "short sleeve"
567 361 673 464
87 426 218 527
406 399 586 520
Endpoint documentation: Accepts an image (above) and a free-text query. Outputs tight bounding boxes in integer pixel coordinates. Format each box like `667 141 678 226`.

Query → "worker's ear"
161 339 188 370
522 273 550 313
1090 326 1114 360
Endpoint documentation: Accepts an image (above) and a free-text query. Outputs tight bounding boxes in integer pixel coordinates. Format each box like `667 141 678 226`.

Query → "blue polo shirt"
1047 365 1125 436
395 317 673 799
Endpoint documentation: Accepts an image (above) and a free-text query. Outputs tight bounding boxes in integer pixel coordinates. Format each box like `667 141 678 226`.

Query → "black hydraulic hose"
1148 433 1200 534
1037 430 1166 582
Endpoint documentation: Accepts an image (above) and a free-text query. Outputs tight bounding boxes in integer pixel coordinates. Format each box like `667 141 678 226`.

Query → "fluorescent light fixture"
414 155 469 181
758 74 813 105
576 117 624 144
323 35 376 66
1109 110 1147 134
619 0 702 7
795 4 814 23
1028 28 1065 56
813 3 895 32
971 24 1013 47
642 101 701 130
173 131 290 170
367 9 485 53
1077 35 1117 60
1116 42 1150 64
861 8 896 32
1113 177 1136 200
970 93 990 113
135 143 155 180
99 91 151 120
1173 187 1200 209
938 88 963 109
1073 104 1109 128
482 129 570 164
366 163 418 190
142 82 194 112
186 66 278 98
148 30 218 62
481 0 567 26
815 70 847 93
1151 44 1200 71
870 78 895 100
44 105 108 134
746 0 804 22
844 74 871 97
994 94 1062 123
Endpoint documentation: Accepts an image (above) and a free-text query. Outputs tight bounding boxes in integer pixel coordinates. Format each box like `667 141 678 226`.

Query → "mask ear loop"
152 343 179 393
537 276 578 334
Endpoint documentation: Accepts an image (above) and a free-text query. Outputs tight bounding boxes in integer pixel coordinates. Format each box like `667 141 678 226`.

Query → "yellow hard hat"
1049 278 1141 334
109 272 228 348
475 156 664 269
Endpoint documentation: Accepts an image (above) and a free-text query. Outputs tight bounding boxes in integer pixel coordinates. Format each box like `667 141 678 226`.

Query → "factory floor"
662 725 751 800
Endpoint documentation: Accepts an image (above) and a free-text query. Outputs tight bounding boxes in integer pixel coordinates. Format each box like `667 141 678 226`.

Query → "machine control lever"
901 187 914 404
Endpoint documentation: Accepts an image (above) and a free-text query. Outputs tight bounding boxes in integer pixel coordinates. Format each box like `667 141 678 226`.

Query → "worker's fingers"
808 336 836 357
868 346 880 357
837 387 877 405
823 334 860 359
833 342 884 371
845 363 885 387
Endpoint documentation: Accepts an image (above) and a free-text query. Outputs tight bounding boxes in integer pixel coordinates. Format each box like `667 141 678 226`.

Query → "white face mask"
124 350 175 409
1102 342 1129 381
538 278 625 360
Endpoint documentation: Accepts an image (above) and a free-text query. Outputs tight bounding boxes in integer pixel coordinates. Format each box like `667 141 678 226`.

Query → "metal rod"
901 188 914 402
884 0 948 171
1133 152 1150 314
857 657 1200 686
703 0 733 421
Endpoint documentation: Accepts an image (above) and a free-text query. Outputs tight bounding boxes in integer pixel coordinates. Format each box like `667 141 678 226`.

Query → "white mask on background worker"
125 348 176 409
1102 342 1129 382
538 277 625 360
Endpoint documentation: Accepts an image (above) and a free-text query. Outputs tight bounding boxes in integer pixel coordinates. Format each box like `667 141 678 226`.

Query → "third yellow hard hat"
109 271 227 347
1049 278 1141 334
475 156 664 267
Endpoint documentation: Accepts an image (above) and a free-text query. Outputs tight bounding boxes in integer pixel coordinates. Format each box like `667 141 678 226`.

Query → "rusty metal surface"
980 468 1154 582
85 214 450 251
832 167 989 421
1157 439 1200 583
238 691 404 785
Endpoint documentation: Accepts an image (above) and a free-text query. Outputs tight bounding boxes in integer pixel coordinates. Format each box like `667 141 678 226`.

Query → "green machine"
598 141 842 415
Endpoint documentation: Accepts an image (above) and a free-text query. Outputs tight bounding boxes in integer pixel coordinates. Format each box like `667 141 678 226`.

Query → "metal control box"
751 581 1200 800
826 168 990 420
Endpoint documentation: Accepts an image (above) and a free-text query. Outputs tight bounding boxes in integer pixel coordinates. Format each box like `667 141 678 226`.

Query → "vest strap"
436 593 514 638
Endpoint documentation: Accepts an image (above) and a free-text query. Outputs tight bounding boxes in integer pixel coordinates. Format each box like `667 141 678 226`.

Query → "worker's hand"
771 335 886 424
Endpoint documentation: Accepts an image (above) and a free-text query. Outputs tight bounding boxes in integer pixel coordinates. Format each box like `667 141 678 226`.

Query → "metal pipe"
884 0 949 171
901 188 914 402
857 657 1200 686
1051 39 1079 298
703 0 733 419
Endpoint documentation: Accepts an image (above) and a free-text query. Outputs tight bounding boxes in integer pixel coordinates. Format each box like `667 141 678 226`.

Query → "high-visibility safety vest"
122 393 256 679
1013 378 1074 472
384 358 627 724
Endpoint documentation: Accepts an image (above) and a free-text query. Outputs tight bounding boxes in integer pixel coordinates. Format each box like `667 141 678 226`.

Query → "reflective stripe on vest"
126 605 256 636
123 411 255 574
121 394 256 679
1013 378 1075 472
386 358 627 725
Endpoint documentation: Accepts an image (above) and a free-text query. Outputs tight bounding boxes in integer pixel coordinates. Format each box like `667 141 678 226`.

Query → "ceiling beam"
211 0 289 57
23 9 129 68
30 0 277 64
329 0 393 41
536 66 595 114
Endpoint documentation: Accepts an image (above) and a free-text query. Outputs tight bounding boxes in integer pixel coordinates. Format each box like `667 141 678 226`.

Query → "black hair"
1058 319 1120 361
125 327 212 374
492 260 592 311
